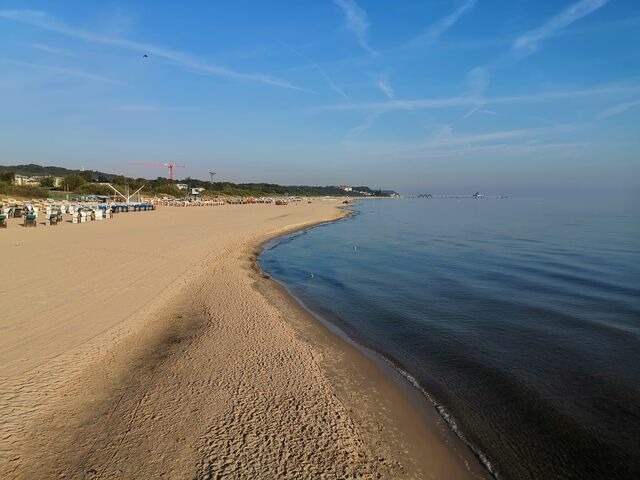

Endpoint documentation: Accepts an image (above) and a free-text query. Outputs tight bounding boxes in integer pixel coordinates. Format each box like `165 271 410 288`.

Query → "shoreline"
255 205 491 480
1 200 485 478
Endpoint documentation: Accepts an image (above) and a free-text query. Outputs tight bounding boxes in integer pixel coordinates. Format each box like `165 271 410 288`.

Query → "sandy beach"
0 200 486 479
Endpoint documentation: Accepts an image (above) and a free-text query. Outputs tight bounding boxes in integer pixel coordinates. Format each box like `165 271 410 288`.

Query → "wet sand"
0 200 486 479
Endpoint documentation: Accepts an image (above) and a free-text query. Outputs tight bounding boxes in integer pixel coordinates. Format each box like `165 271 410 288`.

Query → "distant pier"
406 193 508 199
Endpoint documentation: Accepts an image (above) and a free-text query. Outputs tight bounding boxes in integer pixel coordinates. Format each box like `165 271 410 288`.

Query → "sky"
1 0 639 195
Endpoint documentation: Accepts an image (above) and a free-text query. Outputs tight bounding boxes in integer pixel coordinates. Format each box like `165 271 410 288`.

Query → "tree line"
0 165 394 198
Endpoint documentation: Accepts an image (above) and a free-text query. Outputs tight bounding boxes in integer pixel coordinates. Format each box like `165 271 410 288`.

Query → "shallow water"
260 197 640 480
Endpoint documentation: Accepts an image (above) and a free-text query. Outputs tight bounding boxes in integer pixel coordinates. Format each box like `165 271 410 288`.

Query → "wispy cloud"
466 66 489 96
345 112 381 138
350 125 583 160
461 66 493 119
324 84 640 113
328 96 471 113
0 9 305 91
462 108 498 119
348 125 581 160
1 58 114 82
30 42 71 56
375 77 395 99
400 141 584 160
599 99 640 119
412 126 570 151
411 0 477 46
332 0 375 54
513 0 609 56
114 104 158 112
283 43 348 102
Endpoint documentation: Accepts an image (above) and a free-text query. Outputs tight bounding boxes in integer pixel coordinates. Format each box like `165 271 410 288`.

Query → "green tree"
129 178 146 190
77 183 112 195
154 184 182 197
39 176 56 188
63 174 86 191
0 171 15 183
112 175 126 185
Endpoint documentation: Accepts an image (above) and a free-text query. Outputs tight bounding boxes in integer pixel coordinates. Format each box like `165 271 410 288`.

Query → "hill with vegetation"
0 164 396 199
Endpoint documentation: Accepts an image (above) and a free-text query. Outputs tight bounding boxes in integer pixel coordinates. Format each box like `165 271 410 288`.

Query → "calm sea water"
260 197 640 480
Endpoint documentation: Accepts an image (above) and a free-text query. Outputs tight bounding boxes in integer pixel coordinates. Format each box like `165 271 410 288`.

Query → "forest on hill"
0 164 394 198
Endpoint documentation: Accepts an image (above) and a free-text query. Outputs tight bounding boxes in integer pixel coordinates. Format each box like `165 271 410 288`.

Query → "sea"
259 196 640 480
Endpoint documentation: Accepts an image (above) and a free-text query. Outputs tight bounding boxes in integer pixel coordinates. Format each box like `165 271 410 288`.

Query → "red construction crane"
128 162 186 182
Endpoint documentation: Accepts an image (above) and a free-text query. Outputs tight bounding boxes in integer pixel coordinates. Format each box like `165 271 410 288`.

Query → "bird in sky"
143 54 148 58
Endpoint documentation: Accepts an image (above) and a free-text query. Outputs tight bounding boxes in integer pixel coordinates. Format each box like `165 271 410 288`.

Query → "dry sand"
0 200 487 479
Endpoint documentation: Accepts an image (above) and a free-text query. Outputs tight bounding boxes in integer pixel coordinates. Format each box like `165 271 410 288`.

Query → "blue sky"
1 0 639 194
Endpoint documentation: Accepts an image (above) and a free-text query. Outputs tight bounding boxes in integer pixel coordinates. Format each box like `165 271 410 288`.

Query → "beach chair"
24 213 37 227
47 213 58 226
0 214 7 228
72 212 79 224
13 207 22 219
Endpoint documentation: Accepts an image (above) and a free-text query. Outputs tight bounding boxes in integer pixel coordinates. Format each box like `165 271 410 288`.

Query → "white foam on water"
380 355 502 480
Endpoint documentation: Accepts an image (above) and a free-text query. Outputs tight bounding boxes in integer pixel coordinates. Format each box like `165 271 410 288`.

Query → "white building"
13 175 63 187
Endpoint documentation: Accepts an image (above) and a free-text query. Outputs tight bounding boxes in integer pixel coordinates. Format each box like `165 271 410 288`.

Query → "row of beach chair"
0 201 155 229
